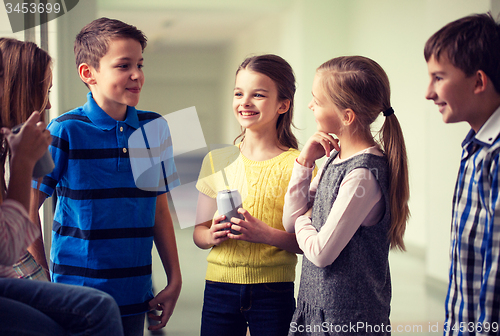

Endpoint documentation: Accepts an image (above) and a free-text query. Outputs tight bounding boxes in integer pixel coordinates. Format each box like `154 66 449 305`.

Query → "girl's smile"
239 110 259 117
233 69 288 133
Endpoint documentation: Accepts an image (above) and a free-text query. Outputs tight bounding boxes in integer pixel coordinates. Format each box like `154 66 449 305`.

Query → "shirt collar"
83 92 140 130
462 105 500 148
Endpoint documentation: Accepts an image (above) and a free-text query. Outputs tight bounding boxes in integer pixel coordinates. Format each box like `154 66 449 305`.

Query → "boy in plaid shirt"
425 13 500 335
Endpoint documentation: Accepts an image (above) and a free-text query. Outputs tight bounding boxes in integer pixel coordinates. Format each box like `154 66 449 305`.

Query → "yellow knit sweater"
196 146 300 284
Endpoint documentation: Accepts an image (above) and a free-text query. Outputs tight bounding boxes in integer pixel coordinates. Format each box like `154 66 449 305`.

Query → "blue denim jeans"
201 281 295 336
0 277 124 336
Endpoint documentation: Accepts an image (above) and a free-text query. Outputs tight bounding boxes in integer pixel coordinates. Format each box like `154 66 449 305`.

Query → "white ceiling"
97 9 256 48
97 0 294 49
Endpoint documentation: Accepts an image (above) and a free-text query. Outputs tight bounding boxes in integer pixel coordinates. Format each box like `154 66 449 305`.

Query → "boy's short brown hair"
74 17 147 71
424 13 500 93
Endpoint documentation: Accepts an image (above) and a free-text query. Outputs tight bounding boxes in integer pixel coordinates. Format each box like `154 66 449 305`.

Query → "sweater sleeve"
295 168 384 268
282 160 322 233
0 199 40 266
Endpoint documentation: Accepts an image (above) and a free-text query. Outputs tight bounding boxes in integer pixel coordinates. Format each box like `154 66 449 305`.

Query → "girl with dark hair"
0 38 124 336
283 56 410 335
0 37 53 279
0 38 52 129
193 54 304 336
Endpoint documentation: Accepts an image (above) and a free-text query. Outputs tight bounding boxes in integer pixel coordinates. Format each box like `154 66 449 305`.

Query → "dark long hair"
0 38 52 200
0 38 52 129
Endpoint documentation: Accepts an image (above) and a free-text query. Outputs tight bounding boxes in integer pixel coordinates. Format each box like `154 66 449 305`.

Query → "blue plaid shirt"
445 106 500 335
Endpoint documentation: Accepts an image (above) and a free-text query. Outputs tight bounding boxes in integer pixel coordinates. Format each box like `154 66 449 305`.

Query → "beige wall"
220 0 497 285
138 46 227 146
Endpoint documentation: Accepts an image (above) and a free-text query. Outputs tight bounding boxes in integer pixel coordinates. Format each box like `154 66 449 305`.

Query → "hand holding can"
216 189 244 235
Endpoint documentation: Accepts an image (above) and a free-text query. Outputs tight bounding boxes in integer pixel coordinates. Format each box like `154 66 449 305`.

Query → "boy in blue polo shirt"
425 13 500 335
30 18 182 335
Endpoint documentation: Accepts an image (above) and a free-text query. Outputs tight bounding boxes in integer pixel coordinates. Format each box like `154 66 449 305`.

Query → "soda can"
216 189 244 235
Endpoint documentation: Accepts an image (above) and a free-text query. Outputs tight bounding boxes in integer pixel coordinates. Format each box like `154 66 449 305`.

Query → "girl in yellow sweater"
193 54 302 336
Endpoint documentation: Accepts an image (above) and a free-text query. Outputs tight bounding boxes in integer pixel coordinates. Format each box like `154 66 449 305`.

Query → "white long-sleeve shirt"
283 147 385 267
0 199 39 278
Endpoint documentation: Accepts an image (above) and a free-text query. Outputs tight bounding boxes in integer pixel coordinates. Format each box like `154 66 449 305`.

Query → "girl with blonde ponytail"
283 55 409 334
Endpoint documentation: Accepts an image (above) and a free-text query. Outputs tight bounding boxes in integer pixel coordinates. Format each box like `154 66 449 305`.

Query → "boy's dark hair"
424 13 500 93
74 17 147 71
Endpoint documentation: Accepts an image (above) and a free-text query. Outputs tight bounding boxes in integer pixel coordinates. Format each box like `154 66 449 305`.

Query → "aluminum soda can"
216 189 244 235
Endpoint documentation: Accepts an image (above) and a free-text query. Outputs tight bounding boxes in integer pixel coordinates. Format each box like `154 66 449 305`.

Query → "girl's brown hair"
0 38 52 128
0 38 52 199
234 54 298 150
0 47 3 86
317 56 409 250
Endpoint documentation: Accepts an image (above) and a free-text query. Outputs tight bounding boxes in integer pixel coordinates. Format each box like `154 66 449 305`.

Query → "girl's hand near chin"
297 132 339 168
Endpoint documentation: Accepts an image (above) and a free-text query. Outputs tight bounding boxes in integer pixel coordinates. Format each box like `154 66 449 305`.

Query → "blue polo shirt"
37 92 179 316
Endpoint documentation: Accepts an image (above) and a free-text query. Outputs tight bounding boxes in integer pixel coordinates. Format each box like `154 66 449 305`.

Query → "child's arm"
2 112 51 276
479 156 500 326
0 201 39 266
0 112 50 267
229 209 303 254
28 188 49 275
193 192 232 249
27 116 67 277
283 131 337 233
282 160 320 233
148 194 182 331
294 169 383 268
2 112 50 211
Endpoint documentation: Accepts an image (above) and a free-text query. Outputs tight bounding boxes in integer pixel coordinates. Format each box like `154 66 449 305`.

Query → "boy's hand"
228 208 272 245
147 282 181 331
297 131 339 167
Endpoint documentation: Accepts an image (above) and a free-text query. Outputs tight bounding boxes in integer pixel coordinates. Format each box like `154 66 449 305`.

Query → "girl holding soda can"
194 54 307 336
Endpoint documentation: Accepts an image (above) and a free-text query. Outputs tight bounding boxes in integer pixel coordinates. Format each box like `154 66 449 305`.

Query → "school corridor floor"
146 194 445 336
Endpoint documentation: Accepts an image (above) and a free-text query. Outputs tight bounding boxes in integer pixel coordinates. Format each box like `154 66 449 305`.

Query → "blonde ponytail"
317 56 410 250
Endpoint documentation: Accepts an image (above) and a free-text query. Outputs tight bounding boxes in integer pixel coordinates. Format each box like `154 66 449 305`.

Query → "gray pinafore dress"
289 152 392 336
